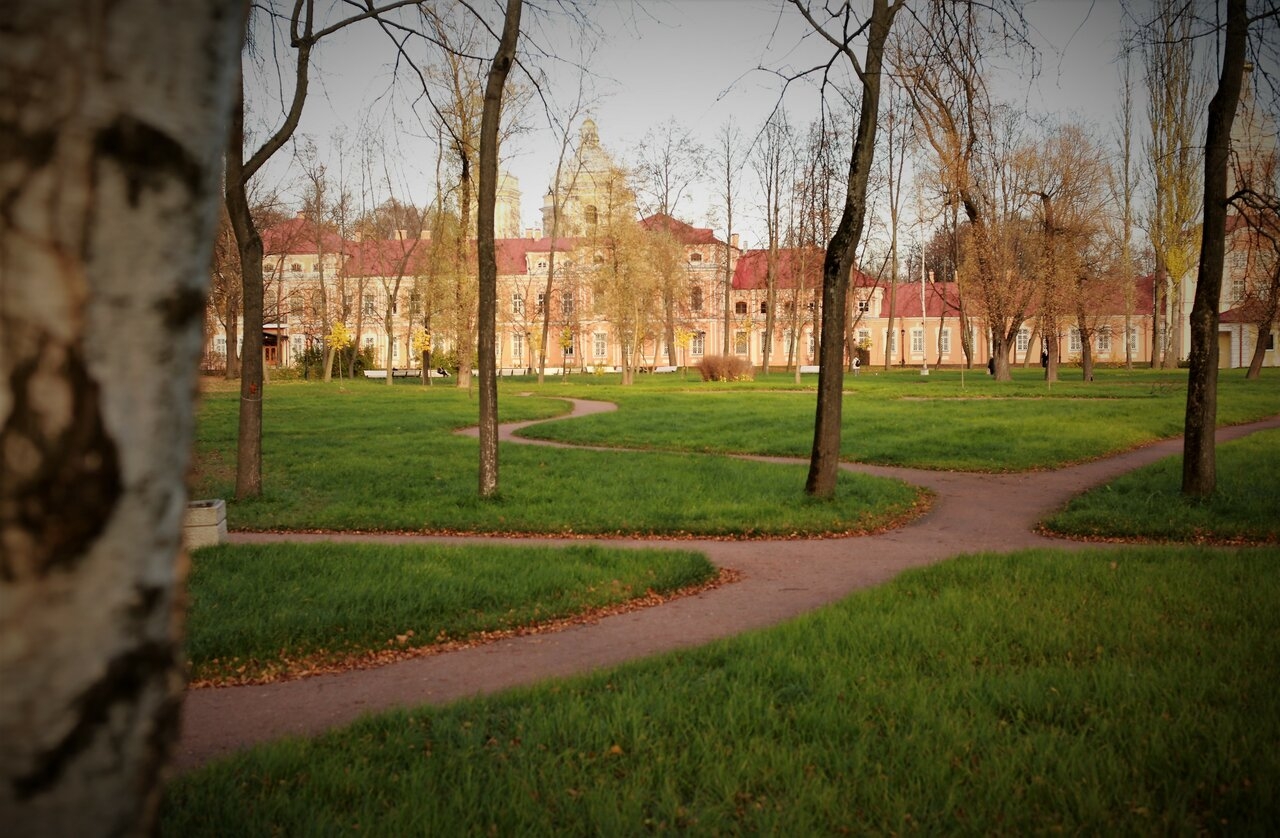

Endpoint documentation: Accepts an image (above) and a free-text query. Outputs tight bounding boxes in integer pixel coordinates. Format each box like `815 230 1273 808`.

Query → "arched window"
690 252 703 263
735 301 748 315
690 286 703 312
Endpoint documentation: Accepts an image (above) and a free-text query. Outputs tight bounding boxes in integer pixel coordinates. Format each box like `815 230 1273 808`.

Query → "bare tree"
785 0 904 498
1 2 242 831
1183 0 1251 497
226 0 426 499
753 111 793 374
1140 0 1209 368
900 2 1034 382
475 0 522 498
714 118 746 354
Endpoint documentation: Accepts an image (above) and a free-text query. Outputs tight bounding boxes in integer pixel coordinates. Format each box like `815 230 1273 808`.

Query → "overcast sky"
263 1 1140 248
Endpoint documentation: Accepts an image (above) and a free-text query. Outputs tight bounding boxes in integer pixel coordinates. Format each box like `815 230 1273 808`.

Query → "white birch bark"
0 2 242 833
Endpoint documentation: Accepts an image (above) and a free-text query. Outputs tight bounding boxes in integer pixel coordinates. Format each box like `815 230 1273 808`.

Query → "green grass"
185 541 716 685
1042 428 1280 543
516 368 1280 471
192 380 924 536
162 546 1280 835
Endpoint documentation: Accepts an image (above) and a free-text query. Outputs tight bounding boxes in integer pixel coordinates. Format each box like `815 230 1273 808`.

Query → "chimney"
730 233 739 249
420 229 431 241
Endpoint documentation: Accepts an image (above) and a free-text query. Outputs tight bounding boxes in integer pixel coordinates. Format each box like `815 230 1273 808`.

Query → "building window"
808 331 816 356
364 335 375 348
939 328 951 355
735 301 748 315
392 340 399 360
690 286 703 312
512 332 523 364
536 292 545 314
563 340 574 357
1096 328 1111 352
214 336 228 356
291 336 304 362
593 332 607 358
363 294 377 316
735 330 749 354
760 301 768 314
513 293 524 315
1127 325 1140 353
857 299 870 313
1230 276 1247 302
857 328 870 348
290 262 303 273
690 252 703 263
584 205 598 225
562 291 574 316
692 331 705 356
1069 327 1082 354
1016 328 1030 354
536 260 547 270
911 328 924 354
885 330 897 358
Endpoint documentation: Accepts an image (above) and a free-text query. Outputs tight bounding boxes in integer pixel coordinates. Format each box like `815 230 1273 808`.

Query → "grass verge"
163 546 1280 835
186 542 717 685
1041 427 1280 543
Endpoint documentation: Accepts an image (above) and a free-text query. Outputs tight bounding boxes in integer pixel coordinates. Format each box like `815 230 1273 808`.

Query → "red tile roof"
346 237 431 279
639 213 724 246
260 216 346 256
733 247 876 291
495 237 582 275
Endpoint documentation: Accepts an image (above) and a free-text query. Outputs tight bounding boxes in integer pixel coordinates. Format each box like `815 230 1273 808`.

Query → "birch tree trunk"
0 2 242 833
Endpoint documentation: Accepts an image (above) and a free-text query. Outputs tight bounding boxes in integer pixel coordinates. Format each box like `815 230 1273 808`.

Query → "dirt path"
174 401 1280 772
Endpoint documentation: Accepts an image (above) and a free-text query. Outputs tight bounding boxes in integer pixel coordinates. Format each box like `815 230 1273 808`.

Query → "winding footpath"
174 400 1280 772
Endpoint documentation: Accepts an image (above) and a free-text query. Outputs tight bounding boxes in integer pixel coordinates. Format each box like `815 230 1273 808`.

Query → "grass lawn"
162 546 1280 835
186 542 717 686
191 380 925 536
1041 427 1280 544
516 367 1280 471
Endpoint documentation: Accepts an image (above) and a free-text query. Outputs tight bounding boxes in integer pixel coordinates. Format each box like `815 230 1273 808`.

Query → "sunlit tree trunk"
0 1 242 832
476 0 521 498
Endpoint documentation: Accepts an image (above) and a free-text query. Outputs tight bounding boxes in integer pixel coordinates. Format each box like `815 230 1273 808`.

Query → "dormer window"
690 252 703 263
537 260 548 270
290 262 303 272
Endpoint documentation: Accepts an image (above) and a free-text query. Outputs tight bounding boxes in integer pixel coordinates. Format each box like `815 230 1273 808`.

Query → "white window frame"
593 332 607 358
911 327 925 355
692 331 705 356
939 328 951 356
1016 328 1030 355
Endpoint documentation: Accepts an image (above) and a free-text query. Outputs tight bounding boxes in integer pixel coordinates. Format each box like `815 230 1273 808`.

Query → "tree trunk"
1245 325 1268 379
226 81 265 499
1182 0 1247 497
0 2 242 832
224 298 241 379
476 0 521 499
806 0 898 499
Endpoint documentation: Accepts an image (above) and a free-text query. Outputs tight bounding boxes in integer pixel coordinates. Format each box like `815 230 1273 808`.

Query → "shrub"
698 354 754 382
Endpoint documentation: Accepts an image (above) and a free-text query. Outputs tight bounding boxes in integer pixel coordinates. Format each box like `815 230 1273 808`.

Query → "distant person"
852 355 861 376
1040 348 1049 368
987 357 995 375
